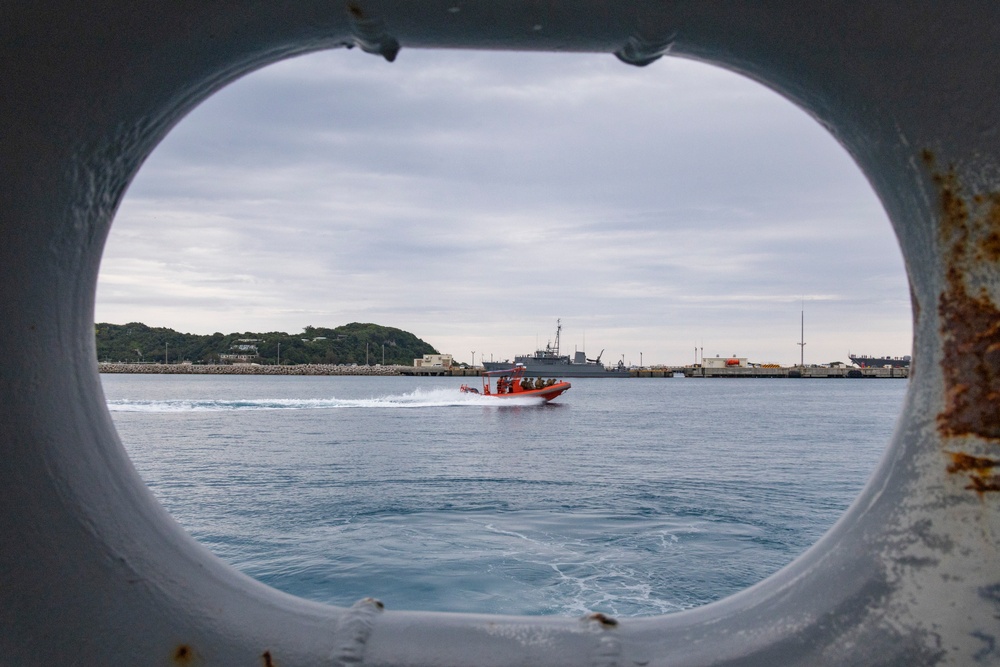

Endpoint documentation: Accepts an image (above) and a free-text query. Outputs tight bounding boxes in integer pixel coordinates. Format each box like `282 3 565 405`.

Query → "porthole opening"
97 49 911 617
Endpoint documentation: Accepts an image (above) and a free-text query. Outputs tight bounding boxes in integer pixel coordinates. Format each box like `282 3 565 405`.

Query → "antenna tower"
797 305 806 366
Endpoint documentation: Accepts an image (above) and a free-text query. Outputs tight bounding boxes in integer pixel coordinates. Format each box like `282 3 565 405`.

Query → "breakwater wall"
98 363 401 376
98 363 907 379
636 366 909 379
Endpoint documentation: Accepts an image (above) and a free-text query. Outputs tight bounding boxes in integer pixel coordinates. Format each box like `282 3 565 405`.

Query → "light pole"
640 352 643 368
797 304 806 367
382 342 385 366
165 341 168 365
277 341 280 365
471 351 475 369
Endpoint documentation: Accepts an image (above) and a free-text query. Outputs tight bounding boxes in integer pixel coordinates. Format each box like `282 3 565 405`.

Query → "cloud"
97 48 910 365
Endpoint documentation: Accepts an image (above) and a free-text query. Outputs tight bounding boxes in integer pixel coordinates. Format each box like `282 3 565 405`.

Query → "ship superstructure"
483 320 628 378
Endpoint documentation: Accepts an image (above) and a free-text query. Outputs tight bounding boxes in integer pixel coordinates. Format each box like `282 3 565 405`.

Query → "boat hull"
491 381 571 401
461 379 571 402
849 354 911 368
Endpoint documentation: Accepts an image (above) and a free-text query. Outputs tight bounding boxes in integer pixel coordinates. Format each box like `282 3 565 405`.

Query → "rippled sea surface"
103 373 906 617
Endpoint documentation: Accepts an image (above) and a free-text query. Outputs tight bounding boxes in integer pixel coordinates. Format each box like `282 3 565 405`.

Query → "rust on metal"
910 280 922 332
946 451 998 473
583 612 619 627
975 194 1000 262
966 474 1000 493
925 151 1000 443
347 3 364 19
945 452 1000 495
262 649 275 666
945 451 1000 494
173 644 195 664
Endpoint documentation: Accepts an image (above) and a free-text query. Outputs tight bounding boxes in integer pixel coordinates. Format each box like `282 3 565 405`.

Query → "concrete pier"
633 366 909 379
99 363 908 379
98 362 401 376
97 363 485 377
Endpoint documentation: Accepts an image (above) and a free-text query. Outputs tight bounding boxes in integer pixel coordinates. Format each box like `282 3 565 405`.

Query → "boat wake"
106 388 545 412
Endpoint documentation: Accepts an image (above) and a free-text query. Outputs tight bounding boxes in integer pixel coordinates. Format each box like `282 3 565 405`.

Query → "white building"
413 354 453 368
702 356 748 369
220 339 260 364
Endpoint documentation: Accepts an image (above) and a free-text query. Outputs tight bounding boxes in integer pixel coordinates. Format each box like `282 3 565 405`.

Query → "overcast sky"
96 48 911 367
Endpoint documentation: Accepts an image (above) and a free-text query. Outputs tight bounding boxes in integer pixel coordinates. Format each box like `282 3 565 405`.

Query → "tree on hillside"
95 322 439 365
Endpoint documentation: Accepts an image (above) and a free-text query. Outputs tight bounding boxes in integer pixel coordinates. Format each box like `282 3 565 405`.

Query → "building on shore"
413 353 453 369
219 339 261 364
702 356 749 369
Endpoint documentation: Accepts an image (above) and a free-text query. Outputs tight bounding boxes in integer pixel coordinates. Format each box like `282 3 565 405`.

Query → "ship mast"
797 303 806 367
554 319 561 356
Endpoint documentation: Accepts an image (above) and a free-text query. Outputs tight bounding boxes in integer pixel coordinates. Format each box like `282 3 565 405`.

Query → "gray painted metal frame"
0 2 997 665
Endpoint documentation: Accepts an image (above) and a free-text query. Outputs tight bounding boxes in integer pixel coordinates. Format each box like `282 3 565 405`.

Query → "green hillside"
95 322 439 366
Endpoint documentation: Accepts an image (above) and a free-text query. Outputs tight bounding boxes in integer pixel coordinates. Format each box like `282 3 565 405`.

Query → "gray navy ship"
482 320 629 378
849 354 911 368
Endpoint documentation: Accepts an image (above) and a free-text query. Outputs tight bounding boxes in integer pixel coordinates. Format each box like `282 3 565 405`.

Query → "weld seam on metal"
582 615 621 667
614 31 676 67
330 597 384 666
347 6 400 62
593 633 621 667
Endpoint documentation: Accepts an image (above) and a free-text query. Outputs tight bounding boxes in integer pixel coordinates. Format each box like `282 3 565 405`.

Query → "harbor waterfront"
99 362 405 376
637 365 909 379
99 362 909 379
103 374 906 617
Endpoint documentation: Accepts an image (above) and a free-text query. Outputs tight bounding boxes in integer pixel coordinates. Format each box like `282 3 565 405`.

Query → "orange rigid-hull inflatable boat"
461 364 570 402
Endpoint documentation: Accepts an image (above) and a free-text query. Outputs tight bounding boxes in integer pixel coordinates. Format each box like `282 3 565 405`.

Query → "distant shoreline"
98 362 402 376
97 362 907 379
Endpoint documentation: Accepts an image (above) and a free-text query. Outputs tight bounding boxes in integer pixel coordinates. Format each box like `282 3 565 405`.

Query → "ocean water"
102 373 906 617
